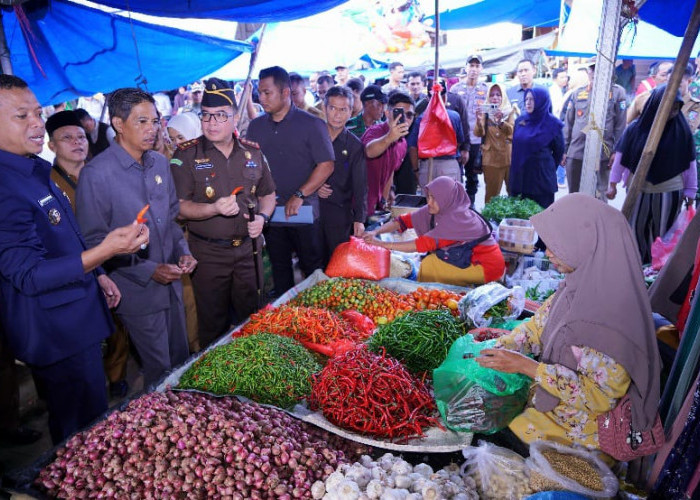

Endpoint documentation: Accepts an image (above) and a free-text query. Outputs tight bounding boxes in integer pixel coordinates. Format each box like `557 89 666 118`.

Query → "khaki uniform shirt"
170 135 276 240
564 84 627 161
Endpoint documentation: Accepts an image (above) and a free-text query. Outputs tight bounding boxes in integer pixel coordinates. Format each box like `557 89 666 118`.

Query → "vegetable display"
178 333 320 409
481 195 543 224
367 309 465 375
406 287 464 316
291 278 413 323
36 391 364 499
311 453 479 499
309 346 440 441
236 305 373 345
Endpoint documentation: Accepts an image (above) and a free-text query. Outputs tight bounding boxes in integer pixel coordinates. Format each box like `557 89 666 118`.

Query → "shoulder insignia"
177 138 199 151
240 137 260 149
170 158 183 167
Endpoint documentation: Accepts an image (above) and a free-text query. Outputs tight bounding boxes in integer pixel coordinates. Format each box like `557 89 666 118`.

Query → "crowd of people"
0 49 699 463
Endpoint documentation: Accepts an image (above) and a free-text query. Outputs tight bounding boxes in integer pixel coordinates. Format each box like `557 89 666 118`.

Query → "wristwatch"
293 189 305 200
258 212 270 227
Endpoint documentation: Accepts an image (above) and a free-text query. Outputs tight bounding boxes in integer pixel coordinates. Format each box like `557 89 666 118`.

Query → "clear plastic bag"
460 440 532 499
434 335 530 434
458 282 525 327
526 440 619 498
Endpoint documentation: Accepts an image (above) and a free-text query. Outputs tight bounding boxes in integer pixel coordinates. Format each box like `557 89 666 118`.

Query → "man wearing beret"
171 78 276 349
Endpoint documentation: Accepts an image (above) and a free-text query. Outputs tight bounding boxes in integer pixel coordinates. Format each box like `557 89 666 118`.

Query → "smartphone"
393 107 406 124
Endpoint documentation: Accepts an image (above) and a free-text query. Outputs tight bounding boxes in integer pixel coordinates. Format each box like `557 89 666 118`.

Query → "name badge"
38 194 54 207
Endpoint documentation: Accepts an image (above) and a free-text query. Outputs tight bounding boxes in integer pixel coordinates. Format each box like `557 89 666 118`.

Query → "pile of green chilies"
367 309 465 375
177 333 321 409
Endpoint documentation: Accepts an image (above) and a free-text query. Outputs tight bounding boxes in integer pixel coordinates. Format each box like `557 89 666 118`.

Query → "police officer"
562 60 627 201
171 79 276 349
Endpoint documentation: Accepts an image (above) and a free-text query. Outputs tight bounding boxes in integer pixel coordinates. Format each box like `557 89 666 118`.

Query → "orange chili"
231 186 243 196
136 204 150 224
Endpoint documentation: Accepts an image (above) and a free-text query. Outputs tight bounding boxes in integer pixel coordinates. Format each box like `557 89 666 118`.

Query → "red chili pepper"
231 186 243 196
136 204 149 224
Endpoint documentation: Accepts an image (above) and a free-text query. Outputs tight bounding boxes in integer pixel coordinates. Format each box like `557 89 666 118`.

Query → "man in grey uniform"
562 60 627 201
77 88 195 387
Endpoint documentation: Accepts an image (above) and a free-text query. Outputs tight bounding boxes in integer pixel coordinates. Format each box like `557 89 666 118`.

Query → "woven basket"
497 218 537 255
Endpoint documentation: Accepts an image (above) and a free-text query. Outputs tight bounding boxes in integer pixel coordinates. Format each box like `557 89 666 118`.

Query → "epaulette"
177 138 199 151
240 137 260 149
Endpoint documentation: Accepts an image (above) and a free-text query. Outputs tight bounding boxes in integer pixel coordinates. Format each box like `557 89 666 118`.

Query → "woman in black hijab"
607 84 697 264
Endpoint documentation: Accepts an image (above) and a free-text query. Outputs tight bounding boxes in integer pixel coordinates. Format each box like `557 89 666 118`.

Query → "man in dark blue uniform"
0 75 149 444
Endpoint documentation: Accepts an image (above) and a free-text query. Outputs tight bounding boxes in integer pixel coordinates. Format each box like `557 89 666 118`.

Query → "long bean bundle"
178 333 320 409
309 346 441 441
367 309 466 375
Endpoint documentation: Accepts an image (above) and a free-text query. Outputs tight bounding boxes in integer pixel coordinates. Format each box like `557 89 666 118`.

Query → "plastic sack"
458 282 525 327
325 236 390 280
433 335 530 433
460 440 532 499
417 84 457 158
651 206 696 271
677 236 700 335
526 441 618 498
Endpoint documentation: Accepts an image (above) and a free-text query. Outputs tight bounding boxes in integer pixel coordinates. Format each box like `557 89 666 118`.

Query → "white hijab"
167 111 202 141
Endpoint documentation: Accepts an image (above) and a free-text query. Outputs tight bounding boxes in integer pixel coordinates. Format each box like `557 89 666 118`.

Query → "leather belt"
189 230 248 247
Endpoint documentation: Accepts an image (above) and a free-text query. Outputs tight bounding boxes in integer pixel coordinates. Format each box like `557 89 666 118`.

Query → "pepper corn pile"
177 333 320 409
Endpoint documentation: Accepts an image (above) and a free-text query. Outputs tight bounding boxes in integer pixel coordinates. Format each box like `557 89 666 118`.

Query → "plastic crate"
497 218 537 254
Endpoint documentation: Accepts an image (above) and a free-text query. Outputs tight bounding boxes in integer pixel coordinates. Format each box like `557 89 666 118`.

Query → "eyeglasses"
199 111 234 123
56 134 88 143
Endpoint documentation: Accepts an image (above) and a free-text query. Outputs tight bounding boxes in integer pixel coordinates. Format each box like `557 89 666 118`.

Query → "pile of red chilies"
309 346 442 441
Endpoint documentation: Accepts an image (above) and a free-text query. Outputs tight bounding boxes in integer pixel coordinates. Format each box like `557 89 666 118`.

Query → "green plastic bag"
433 334 531 434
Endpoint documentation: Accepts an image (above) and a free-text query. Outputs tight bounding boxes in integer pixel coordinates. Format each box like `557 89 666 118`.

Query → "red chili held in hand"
231 186 243 196
136 204 149 224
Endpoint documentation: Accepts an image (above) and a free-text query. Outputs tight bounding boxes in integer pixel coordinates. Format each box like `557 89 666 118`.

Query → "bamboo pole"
235 24 267 124
621 0 700 219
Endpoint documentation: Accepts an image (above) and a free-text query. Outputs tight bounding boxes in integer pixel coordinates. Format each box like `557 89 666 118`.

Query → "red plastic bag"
325 236 390 280
417 84 457 159
651 206 696 271
340 310 375 336
677 237 700 335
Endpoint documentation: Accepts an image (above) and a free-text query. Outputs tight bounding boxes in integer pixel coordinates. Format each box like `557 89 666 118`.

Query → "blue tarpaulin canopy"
83 0 349 22
2 0 253 105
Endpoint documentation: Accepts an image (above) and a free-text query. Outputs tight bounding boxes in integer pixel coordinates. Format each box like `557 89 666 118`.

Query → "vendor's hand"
385 189 396 209
361 229 378 242
388 113 410 142
353 222 365 237
477 348 538 378
178 255 197 274
363 237 385 248
214 195 240 217
684 196 694 208
606 183 617 200
97 274 121 309
285 195 304 218
560 154 567 167
244 212 265 239
318 183 333 199
103 221 149 255
152 263 184 284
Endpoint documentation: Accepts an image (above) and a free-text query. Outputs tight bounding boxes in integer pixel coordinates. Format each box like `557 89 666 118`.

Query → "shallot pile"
36 391 365 499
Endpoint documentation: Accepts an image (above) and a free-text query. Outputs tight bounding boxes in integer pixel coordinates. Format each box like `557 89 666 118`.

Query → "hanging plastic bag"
651 206 696 271
325 236 390 280
460 440 532 499
433 335 530 433
417 84 457 158
526 441 619 498
458 282 525 328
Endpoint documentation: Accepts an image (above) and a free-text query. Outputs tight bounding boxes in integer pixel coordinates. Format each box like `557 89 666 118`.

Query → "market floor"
0 179 624 483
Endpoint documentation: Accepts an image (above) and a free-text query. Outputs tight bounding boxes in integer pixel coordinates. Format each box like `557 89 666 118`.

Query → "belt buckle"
231 238 242 247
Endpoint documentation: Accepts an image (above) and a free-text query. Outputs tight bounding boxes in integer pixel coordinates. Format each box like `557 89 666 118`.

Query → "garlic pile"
311 453 479 500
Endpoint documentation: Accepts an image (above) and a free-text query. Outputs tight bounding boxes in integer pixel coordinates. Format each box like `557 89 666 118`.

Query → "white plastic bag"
458 282 525 327
460 440 532 499
526 440 619 498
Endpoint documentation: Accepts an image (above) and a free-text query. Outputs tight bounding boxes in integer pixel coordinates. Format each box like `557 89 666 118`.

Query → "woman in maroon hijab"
477 194 661 457
362 176 505 285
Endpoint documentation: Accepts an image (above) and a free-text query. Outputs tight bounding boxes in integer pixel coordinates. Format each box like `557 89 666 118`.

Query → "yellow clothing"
496 296 630 452
417 253 485 285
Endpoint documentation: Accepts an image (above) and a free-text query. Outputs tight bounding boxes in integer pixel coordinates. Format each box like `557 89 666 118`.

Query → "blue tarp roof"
85 0 349 22
2 0 252 105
